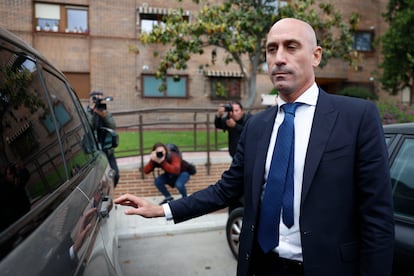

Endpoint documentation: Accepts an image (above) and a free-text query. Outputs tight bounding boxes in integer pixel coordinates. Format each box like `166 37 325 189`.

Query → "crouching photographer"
86 91 120 186
144 142 191 205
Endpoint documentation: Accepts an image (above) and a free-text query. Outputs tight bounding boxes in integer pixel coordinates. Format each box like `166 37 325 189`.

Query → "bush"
376 101 414 124
338 86 378 100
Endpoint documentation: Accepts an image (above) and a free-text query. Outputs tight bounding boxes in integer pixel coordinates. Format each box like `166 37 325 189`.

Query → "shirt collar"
276 82 319 108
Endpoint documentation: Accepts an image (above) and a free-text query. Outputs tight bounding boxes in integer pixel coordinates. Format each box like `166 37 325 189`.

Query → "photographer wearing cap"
214 101 251 158
86 91 120 186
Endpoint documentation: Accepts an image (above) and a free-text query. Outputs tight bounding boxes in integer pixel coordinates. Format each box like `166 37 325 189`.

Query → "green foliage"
377 101 414 124
137 0 357 107
338 86 378 100
215 82 228 98
0 66 42 114
378 0 414 94
269 88 278 95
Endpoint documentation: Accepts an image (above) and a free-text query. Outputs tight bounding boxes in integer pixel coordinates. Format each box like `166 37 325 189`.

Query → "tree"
378 0 414 102
140 0 358 107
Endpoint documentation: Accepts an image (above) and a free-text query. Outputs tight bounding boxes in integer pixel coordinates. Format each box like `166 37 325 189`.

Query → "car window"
0 38 98 257
391 137 414 217
40 68 96 178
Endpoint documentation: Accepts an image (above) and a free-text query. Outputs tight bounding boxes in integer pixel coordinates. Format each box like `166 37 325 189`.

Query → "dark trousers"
250 243 304 276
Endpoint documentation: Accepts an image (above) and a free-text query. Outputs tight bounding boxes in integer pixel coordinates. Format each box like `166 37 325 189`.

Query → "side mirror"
98 127 119 150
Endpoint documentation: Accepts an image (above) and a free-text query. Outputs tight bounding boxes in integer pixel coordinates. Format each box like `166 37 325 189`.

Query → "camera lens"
156 151 164 158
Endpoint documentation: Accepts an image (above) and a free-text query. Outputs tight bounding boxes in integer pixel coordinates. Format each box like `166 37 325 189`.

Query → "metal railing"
111 107 264 178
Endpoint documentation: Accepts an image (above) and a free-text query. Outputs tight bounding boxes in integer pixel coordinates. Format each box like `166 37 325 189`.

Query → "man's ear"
312 46 322 67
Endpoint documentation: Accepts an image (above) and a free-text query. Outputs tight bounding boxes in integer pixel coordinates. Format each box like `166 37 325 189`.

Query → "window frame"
353 30 374 52
137 6 190 34
34 2 89 34
390 136 414 218
209 76 243 101
141 74 189 99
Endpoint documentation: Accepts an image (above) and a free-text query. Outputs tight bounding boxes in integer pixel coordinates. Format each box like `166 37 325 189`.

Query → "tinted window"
40 69 96 178
391 138 414 217
0 37 97 256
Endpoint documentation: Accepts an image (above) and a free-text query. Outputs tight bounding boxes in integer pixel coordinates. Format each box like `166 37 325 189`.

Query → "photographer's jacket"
144 152 182 176
86 106 116 131
215 112 251 157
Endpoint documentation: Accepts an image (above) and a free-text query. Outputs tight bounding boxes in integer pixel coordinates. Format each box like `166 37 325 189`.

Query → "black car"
226 122 414 274
0 28 121 275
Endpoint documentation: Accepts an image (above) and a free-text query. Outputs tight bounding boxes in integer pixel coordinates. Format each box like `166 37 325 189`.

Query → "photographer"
144 142 190 205
86 91 120 186
214 101 251 158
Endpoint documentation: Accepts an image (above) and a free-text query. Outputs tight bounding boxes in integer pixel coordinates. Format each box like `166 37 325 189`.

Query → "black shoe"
159 196 174 205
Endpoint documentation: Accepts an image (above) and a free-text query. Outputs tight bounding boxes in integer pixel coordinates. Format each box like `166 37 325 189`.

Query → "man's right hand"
114 194 165 218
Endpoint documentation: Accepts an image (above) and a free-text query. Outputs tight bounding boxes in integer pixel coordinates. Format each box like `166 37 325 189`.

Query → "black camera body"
92 96 107 111
156 151 164 158
92 96 113 111
224 103 233 112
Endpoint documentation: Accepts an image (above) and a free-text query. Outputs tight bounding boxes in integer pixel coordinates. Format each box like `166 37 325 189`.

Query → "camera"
224 103 233 112
156 151 164 158
92 96 113 111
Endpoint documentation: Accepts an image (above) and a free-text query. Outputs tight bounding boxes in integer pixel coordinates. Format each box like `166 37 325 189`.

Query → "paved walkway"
114 153 235 275
115 196 229 240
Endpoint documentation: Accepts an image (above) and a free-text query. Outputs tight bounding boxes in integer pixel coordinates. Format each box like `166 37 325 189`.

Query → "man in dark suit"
114 18 394 276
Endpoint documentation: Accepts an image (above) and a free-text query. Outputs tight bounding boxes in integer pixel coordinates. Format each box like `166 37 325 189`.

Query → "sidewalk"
115 195 229 240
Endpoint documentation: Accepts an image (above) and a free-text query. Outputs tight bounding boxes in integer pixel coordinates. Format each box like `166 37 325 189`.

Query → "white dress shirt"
264 83 318 261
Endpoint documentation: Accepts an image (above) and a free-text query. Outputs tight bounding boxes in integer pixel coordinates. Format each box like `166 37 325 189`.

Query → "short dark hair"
152 142 167 152
232 101 243 110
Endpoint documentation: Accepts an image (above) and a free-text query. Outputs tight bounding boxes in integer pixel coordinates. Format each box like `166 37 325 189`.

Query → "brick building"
0 0 403 125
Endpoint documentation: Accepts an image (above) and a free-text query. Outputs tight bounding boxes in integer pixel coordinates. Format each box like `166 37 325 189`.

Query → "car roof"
383 122 414 135
0 27 62 75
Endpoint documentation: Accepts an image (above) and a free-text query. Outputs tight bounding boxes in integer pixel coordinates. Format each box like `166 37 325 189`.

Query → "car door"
387 131 414 273
0 28 118 275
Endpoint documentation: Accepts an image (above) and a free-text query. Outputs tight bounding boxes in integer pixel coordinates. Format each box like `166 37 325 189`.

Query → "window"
266 0 289 13
206 71 243 101
391 138 414 217
65 72 90 99
210 78 242 101
34 3 88 33
137 6 190 34
42 102 71 133
142 74 188 98
141 16 166 34
353 31 373 52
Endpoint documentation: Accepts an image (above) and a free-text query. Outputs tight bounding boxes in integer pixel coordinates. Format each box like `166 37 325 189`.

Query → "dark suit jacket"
169 89 394 276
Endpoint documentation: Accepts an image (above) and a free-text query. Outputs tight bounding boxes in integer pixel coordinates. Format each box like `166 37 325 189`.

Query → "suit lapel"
301 90 338 202
250 106 278 214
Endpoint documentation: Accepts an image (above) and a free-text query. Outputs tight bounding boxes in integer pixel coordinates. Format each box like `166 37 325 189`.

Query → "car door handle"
99 195 113 218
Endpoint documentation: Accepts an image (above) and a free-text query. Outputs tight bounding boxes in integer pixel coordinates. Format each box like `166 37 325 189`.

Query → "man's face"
89 94 103 105
230 104 244 121
265 19 321 101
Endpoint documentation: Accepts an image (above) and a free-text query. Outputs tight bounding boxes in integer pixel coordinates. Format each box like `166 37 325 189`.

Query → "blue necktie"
258 102 301 253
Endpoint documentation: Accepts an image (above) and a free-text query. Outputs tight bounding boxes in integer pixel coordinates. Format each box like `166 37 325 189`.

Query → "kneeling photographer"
86 91 120 186
214 101 251 158
144 142 191 205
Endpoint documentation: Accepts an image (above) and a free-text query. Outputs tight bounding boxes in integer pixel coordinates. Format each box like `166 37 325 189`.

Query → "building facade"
0 0 403 125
